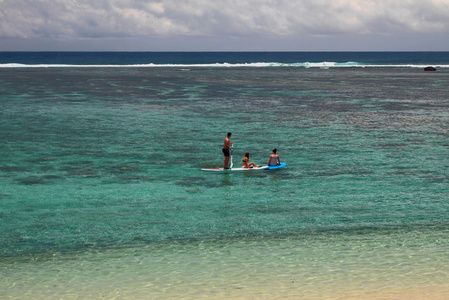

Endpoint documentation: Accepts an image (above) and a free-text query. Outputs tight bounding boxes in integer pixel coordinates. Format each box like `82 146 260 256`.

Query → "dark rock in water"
424 66 436 71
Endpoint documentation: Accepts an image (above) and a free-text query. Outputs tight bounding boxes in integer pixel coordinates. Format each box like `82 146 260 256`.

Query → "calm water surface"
1 61 449 298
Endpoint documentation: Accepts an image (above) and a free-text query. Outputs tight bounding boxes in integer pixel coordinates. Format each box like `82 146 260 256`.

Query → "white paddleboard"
202 162 286 172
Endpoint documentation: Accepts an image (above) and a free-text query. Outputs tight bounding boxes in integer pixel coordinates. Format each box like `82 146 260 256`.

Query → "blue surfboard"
264 162 287 170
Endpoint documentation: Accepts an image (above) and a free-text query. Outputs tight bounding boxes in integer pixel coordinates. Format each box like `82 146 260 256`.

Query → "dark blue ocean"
1 51 449 67
1 52 449 299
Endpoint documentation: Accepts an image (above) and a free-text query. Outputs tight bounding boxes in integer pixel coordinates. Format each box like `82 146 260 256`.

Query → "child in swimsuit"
268 148 280 166
242 152 259 168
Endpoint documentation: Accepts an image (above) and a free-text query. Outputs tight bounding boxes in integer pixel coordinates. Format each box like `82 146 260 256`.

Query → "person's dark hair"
273 148 277 154
245 152 250 158
227 132 232 137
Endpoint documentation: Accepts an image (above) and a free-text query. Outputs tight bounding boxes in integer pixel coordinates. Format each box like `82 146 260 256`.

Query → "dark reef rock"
424 66 437 71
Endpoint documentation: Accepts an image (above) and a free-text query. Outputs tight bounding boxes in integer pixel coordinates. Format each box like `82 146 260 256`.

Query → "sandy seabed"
2 233 449 299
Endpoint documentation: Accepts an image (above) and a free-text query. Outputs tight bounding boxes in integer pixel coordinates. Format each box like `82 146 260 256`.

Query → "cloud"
0 0 448 41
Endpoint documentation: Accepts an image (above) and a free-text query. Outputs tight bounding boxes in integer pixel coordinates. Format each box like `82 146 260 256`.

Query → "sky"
1 0 448 51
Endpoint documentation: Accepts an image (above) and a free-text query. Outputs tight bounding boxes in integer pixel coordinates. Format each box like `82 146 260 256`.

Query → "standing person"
242 152 259 168
223 132 234 169
268 148 280 166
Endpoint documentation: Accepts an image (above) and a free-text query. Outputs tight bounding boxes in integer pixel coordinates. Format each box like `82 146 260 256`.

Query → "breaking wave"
1 62 447 68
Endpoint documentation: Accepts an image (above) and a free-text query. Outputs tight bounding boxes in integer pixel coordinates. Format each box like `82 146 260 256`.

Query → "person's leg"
224 156 229 168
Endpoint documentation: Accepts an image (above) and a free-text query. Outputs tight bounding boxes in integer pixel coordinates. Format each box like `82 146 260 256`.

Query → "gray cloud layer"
1 0 448 41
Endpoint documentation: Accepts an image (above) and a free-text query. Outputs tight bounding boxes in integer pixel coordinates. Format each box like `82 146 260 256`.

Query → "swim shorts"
222 148 230 157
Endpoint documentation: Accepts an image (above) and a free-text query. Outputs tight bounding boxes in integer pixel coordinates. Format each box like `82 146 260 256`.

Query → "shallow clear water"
1 64 449 298
2 228 449 299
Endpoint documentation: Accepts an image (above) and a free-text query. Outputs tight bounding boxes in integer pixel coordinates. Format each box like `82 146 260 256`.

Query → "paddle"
230 143 234 169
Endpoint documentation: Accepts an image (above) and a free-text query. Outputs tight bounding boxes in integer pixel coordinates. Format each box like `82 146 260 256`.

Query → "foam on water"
1 62 448 68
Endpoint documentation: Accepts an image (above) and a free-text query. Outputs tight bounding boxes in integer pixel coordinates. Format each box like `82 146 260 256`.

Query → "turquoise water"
1 65 449 298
